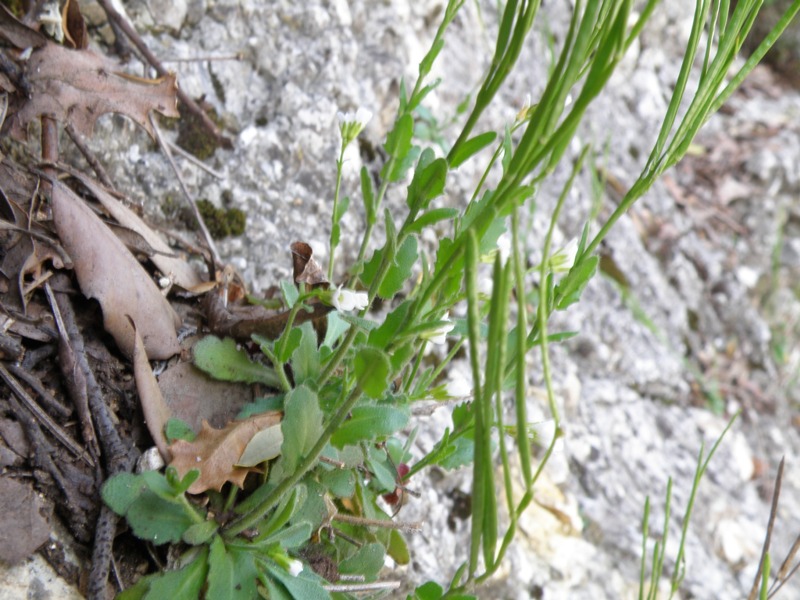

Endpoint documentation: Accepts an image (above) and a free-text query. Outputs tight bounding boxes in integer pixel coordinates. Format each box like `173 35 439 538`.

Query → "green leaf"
554 255 599 310
448 131 497 169
253 521 314 549
334 312 378 332
322 311 350 349
207 537 234 600
407 152 447 212
281 280 299 308
360 166 376 226
382 113 414 182
388 529 410 565
116 575 150 599
263 561 331 600
368 300 411 349
333 194 350 222
193 336 281 387
280 385 323 473
290 322 320 386
101 472 143 516
236 394 284 419
165 418 196 443
353 347 392 399
320 467 355 498
163 467 200 496
437 435 474 470
379 235 418 299
257 485 306 540
365 445 397 492
182 520 218 545
338 542 385 581
331 404 409 447
237 423 284 467
144 549 209 600
404 207 458 235
413 581 443 600
125 489 199 545
418 38 444 80
227 548 260 600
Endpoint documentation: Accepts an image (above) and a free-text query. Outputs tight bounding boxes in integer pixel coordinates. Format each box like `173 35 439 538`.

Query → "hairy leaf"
280 385 323 473
193 335 281 387
331 404 409 447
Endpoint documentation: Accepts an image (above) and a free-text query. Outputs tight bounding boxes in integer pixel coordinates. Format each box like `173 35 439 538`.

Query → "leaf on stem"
192 335 281 387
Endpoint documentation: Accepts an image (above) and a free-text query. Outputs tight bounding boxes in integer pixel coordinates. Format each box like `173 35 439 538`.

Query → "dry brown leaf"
7 41 178 140
131 319 171 461
73 173 203 290
0 476 52 565
61 0 88 50
50 180 181 359
168 412 282 494
158 360 254 432
0 6 46 50
291 241 329 288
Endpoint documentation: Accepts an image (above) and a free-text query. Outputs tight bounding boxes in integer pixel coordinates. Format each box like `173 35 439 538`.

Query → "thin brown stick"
748 456 785 600
322 581 402 593
64 123 114 189
149 113 221 270
7 363 72 418
95 0 231 148
0 362 93 466
48 277 139 599
332 512 422 533
4 388 95 542
45 282 101 463
167 139 225 179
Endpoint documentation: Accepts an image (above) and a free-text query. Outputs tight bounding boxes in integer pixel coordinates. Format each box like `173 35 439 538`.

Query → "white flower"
549 238 579 274
331 285 369 312
287 559 303 577
423 312 455 345
337 106 373 146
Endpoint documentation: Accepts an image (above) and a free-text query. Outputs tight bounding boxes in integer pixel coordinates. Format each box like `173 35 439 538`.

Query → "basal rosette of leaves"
101 1 800 598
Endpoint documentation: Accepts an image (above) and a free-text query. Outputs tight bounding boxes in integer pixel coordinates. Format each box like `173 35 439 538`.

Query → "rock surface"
10 0 800 597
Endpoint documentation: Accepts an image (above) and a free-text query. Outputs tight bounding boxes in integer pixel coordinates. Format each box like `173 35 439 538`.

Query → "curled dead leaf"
168 412 282 494
50 180 181 359
291 241 328 288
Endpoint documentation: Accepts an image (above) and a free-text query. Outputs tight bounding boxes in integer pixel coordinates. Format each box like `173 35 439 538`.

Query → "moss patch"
196 199 246 239
176 102 224 160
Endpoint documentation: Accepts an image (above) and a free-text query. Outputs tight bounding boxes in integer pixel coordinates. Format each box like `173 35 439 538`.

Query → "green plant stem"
223 383 364 537
328 146 346 281
258 345 292 392
353 176 391 275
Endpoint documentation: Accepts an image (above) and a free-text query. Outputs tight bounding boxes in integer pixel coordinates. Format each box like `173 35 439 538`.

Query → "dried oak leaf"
50 180 181 359
168 412 282 494
7 41 178 140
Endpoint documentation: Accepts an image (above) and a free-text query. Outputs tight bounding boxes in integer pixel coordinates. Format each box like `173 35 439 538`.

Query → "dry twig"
95 0 231 149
